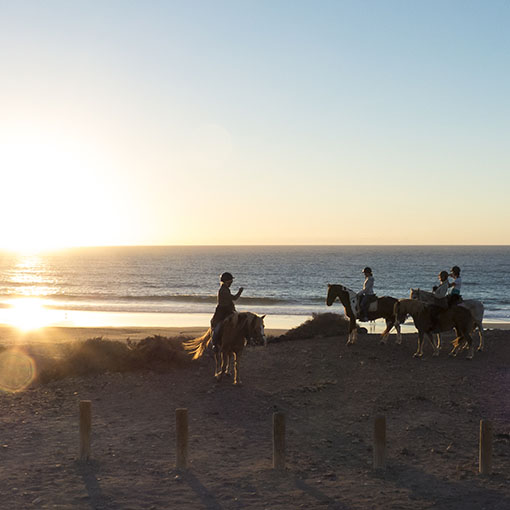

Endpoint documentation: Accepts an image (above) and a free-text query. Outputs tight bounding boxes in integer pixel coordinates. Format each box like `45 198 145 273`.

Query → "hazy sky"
1 0 509 249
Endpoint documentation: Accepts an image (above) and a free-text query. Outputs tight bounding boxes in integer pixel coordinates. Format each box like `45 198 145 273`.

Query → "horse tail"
183 329 212 359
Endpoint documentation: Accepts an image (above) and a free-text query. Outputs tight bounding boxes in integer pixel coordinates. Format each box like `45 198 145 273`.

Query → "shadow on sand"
293 475 350 509
75 459 112 510
179 470 224 509
380 462 510 510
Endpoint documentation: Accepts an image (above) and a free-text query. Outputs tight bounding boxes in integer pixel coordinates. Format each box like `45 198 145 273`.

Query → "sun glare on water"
6 298 54 331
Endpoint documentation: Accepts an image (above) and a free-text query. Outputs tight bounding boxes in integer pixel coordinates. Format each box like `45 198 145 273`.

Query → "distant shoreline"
0 325 289 344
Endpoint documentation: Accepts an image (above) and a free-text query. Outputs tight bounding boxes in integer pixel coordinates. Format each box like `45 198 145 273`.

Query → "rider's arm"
232 287 244 300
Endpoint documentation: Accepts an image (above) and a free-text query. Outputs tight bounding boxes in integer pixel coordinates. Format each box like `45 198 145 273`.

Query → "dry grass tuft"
36 335 193 384
269 312 349 343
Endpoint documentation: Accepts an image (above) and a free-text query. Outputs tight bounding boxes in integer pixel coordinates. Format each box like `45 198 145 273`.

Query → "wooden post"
273 412 285 470
373 415 386 470
176 408 188 470
79 400 92 461
479 420 492 475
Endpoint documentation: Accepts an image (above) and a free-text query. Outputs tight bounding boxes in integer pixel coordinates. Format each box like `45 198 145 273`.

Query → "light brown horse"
184 311 266 385
394 299 475 359
326 284 401 345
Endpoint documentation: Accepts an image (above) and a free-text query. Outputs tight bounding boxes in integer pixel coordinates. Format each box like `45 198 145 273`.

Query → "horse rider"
210 272 244 352
429 270 449 331
448 265 462 306
432 271 450 302
357 267 375 321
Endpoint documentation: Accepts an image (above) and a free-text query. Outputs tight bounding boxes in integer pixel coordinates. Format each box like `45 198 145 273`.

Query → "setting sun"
0 130 136 252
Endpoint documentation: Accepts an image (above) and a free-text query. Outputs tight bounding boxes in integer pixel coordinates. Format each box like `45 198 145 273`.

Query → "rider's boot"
211 323 222 353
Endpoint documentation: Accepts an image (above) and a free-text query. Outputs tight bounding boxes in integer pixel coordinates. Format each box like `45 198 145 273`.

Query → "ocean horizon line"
2 244 510 254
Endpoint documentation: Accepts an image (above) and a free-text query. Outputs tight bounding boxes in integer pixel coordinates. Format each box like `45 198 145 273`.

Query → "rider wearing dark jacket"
211 272 244 351
448 266 462 306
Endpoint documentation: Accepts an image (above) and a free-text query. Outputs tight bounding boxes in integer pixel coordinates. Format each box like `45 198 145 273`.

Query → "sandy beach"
0 325 288 345
1 323 510 509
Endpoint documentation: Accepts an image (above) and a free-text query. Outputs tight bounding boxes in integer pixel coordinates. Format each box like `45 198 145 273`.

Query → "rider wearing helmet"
357 267 375 321
210 272 244 352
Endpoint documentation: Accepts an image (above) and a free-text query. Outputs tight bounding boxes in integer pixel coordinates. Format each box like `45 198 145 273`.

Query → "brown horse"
410 288 485 351
394 299 475 359
326 284 401 345
184 311 266 385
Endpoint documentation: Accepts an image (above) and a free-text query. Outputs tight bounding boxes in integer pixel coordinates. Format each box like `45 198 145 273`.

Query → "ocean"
0 246 509 330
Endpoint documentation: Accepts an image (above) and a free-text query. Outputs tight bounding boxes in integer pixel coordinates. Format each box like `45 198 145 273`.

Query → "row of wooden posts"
79 401 494 475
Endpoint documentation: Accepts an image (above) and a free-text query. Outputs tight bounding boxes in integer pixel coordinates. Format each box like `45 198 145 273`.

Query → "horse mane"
329 283 354 293
398 298 428 316
223 311 257 336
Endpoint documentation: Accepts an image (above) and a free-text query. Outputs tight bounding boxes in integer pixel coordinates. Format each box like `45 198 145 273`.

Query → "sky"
0 0 509 249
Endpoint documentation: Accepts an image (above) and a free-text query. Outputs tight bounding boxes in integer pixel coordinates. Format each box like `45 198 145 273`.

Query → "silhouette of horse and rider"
186 265 484 383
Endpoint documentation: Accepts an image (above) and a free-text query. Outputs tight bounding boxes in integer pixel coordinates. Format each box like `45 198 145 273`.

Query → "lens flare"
0 349 36 392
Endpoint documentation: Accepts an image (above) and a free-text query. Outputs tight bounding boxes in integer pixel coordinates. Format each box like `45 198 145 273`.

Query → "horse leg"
224 354 232 377
221 352 230 375
427 332 440 357
395 322 402 345
233 351 242 385
414 331 424 358
465 332 474 360
347 318 357 345
379 319 392 345
436 333 441 351
476 322 484 352
449 335 462 357
215 352 223 381
214 351 220 377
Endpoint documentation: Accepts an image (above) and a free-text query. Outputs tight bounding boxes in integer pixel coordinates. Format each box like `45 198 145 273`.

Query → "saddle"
364 295 377 306
357 294 377 319
447 294 463 307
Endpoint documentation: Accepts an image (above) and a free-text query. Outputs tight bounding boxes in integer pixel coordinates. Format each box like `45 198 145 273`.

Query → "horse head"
326 284 350 305
326 284 337 306
326 284 358 318
410 288 419 300
245 312 267 347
